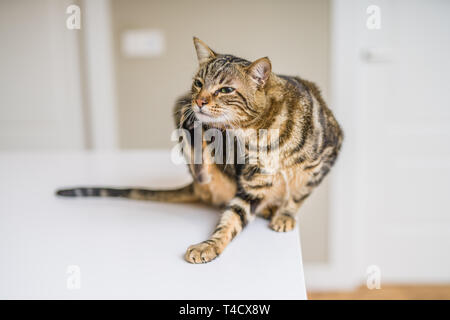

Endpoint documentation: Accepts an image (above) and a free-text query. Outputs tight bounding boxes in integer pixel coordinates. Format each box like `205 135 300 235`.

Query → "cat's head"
191 37 272 126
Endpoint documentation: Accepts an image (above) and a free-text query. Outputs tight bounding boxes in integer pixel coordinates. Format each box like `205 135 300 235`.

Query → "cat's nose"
196 97 209 108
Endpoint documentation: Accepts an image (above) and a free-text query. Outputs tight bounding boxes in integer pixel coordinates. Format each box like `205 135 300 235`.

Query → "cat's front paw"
185 241 220 264
269 214 296 232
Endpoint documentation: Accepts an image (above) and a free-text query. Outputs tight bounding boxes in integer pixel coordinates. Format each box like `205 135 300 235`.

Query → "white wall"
0 0 85 150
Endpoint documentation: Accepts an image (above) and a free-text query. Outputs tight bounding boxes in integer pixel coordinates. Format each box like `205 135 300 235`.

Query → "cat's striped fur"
56 38 343 264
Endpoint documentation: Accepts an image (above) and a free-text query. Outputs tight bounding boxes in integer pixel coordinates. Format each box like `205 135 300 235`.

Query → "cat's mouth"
193 105 223 123
194 110 218 123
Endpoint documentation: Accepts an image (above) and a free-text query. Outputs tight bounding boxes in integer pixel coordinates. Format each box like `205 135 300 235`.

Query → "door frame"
81 0 119 150
304 0 364 290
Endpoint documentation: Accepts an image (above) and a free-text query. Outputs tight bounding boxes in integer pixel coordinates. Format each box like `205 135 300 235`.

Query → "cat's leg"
56 183 199 203
185 195 254 263
257 204 278 220
269 191 311 232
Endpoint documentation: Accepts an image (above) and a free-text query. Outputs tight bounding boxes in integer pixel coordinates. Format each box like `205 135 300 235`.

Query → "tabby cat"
56 38 343 264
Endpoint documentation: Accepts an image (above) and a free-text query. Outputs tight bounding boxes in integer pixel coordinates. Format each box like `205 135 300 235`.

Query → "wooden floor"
308 284 450 300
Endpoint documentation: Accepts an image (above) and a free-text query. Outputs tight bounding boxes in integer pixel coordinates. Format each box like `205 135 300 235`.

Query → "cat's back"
278 74 343 150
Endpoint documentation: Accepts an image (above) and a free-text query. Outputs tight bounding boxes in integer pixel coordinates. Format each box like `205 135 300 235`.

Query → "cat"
56 37 343 264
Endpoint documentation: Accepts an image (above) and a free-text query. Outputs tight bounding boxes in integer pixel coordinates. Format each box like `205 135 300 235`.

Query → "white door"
354 0 450 283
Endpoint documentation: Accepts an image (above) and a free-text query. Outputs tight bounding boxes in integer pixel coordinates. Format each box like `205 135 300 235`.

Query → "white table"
0 151 306 299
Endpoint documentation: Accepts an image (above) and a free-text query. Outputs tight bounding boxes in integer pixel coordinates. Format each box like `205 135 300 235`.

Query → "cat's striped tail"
55 183 198 203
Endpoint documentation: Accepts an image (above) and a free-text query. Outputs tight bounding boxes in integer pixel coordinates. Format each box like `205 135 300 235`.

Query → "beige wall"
111 0 330 263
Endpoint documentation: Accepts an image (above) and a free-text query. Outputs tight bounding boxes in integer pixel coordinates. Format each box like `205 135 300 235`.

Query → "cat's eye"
219 87 235 94
194 79 203 88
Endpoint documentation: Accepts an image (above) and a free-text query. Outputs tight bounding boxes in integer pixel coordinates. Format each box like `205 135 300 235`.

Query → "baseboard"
304 263 361 291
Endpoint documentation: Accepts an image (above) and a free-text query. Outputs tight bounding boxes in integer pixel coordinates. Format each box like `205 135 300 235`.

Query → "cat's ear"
247 57 272 88
193 37 216 65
